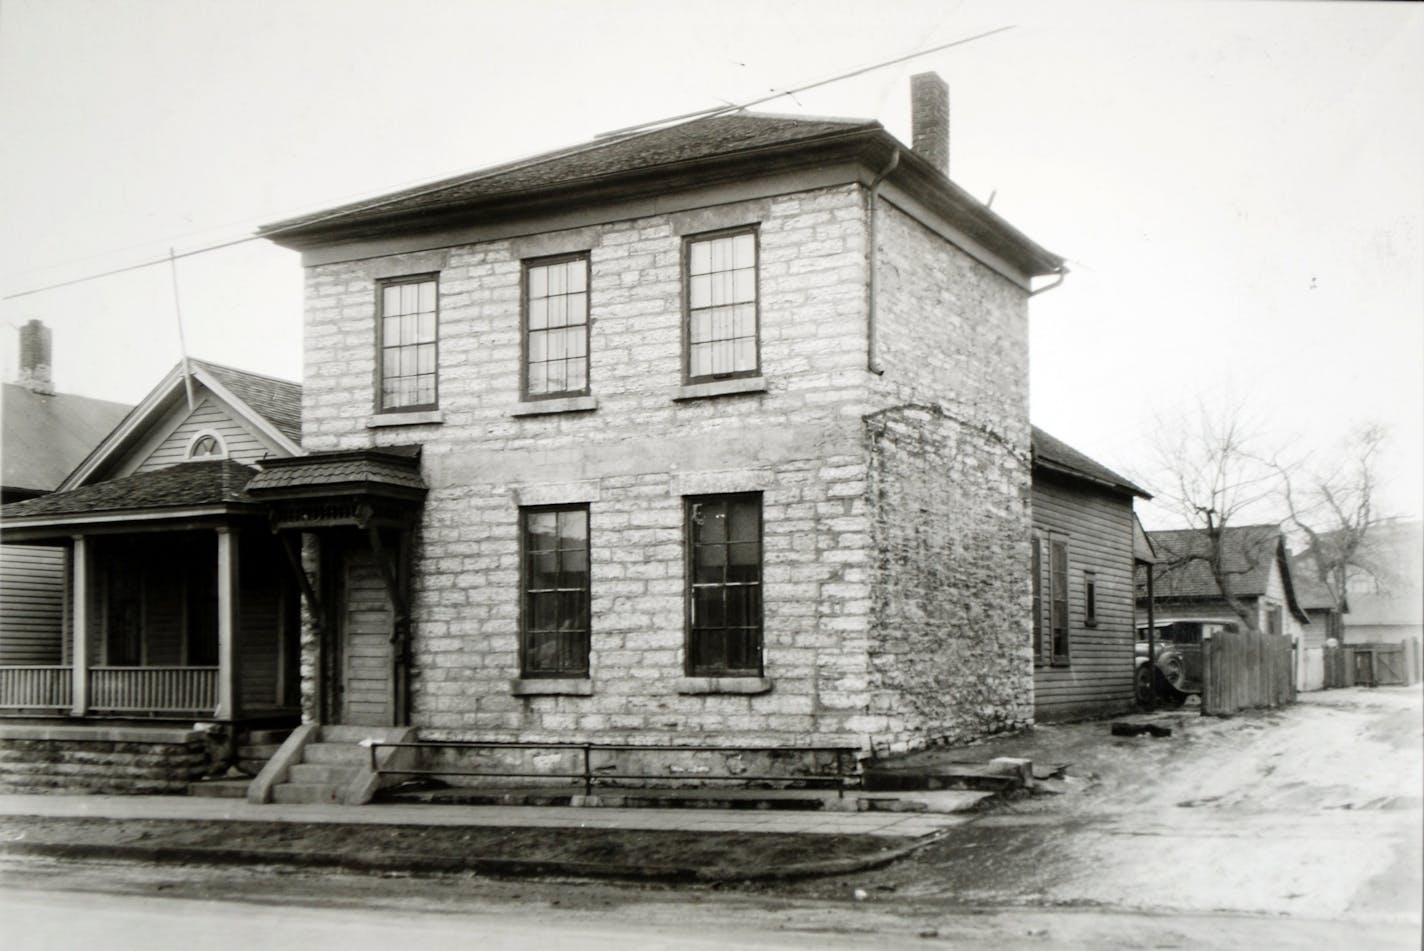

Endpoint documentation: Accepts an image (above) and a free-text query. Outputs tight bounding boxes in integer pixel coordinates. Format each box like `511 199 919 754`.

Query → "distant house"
1030 427 1152 721
1288 559 1344 691
1 320 130 668
0 359 305 793
1139 524 1310 683
1341 518 1423 652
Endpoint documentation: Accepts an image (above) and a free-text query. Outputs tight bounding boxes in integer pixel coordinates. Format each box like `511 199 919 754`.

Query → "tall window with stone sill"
684 229 758 382
520 506 590 677
686 493 762 676
378 275 438 411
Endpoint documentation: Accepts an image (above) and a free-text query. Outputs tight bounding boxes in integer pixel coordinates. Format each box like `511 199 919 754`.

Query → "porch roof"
0 460 261 540
245 447 426 497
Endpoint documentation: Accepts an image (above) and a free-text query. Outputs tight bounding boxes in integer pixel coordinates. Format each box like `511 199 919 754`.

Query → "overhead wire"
2 25 1015 304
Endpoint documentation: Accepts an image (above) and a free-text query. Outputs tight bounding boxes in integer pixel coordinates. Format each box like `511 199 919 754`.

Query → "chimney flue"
910 72 949 177
18 319 54 395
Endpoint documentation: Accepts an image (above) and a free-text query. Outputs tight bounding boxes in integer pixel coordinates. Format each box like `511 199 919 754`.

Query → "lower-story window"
520 505 590 677
686 493 762 675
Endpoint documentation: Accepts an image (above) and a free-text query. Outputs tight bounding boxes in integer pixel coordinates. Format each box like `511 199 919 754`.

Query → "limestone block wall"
860 201 1034 751
300 185 884 748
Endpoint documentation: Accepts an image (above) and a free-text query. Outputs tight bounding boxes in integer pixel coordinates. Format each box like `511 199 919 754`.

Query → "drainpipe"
866 148 900 376
1029 264 1070 297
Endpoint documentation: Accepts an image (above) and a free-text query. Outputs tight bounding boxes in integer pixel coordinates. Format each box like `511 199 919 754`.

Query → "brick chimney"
910 72 949 177
17 319 54 395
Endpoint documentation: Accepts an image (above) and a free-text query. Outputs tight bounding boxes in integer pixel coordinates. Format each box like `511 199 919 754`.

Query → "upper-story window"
524 255 589 399
378 275 438 412
187 432 225 460
685 228 758 382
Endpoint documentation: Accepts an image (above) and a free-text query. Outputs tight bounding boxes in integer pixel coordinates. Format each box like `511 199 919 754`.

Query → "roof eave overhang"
1033 458 1152 499
0 503 263 544
259 128 1063 279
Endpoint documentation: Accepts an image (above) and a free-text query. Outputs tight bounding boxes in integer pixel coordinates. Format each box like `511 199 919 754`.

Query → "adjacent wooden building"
1030 427 1151 722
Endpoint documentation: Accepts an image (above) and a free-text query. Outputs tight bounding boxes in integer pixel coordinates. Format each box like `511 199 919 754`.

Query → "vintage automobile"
1135 619 1239 706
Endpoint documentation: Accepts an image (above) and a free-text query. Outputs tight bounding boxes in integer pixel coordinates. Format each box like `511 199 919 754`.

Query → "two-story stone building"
252 75 1064 790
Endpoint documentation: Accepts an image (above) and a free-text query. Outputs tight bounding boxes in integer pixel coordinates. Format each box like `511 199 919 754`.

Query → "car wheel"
1158 683 1188 707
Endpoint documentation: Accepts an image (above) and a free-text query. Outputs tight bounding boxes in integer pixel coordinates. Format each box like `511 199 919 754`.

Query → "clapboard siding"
133 396 270 472
1031 471 1138 721
0 546 64 664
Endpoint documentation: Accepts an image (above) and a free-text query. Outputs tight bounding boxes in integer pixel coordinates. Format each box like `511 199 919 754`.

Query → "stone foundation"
0 725 212 794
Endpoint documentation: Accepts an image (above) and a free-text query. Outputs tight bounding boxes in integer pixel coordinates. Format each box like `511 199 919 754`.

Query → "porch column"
70 535 89 716
216 527 240 721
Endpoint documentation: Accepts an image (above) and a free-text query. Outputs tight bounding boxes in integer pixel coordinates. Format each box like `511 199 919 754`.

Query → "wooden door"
339 548 394 726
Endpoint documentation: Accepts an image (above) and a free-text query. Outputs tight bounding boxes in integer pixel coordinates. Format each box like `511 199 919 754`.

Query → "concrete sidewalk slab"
0 794 969 838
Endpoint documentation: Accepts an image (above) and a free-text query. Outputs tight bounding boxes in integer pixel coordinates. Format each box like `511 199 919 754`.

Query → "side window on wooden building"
1266 604 1282 637
1050 538 1070 665
1083 571 1097 627
520 506 590 677
378 275 438 412
1031 536 1043 665
686 494 762 675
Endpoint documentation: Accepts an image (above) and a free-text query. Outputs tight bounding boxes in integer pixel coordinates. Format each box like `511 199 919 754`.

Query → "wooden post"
216 527 240 721
70 535 89 716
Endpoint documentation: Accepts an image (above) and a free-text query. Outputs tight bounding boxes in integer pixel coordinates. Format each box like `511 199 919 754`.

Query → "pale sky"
2 0 1420 525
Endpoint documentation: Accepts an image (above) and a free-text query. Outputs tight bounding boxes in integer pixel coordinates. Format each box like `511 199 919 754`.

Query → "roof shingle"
1 460 257 521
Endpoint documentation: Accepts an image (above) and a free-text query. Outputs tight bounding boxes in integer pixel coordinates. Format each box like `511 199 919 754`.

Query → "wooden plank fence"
1202 627 1296 716
1333 641 1420 688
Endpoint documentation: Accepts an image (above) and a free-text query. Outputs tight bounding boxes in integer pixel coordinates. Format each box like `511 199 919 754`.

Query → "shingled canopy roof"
1147 524 1309 622
1031 426 1150 498
246 448 426 497
259 112 1064 279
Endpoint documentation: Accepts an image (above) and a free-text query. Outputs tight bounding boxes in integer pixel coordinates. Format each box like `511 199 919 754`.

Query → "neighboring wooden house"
1139 525 1310 684
1289 557 1345 691
1 320 130 668
0 359 305 793
1030 427 1152 721
244 72 1065 792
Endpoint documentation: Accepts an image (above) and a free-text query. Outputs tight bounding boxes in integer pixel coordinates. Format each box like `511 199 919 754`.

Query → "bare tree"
1276 424 1387 613
1147 397 1282 633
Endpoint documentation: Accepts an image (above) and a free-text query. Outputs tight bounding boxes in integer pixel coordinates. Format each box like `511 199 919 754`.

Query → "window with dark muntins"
685 229 758 382
1084 571 1098 627
1031 535 1043 665
524 255 589 399
378 276 438 411
686 493 762 675
1050 538 1070 665
520 506 590 677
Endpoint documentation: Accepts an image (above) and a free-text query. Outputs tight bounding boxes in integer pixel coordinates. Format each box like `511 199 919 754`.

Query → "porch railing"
87 666 219 715
0 666 73 710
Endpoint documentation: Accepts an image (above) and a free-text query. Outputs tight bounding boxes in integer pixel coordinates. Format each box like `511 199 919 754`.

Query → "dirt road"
1 686 1418 949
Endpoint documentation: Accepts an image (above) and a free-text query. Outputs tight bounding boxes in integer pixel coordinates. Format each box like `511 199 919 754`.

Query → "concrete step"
862 760 1029 793
288 763 359 784
319 725 388 743
187 778 250 799
301 742 369 766
271 782 346 805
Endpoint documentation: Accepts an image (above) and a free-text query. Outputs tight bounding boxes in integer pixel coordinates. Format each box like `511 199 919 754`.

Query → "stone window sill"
672 376 767 402
675 676 773 695
367 409 444 428
509 395 599 417
509 678 593 697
